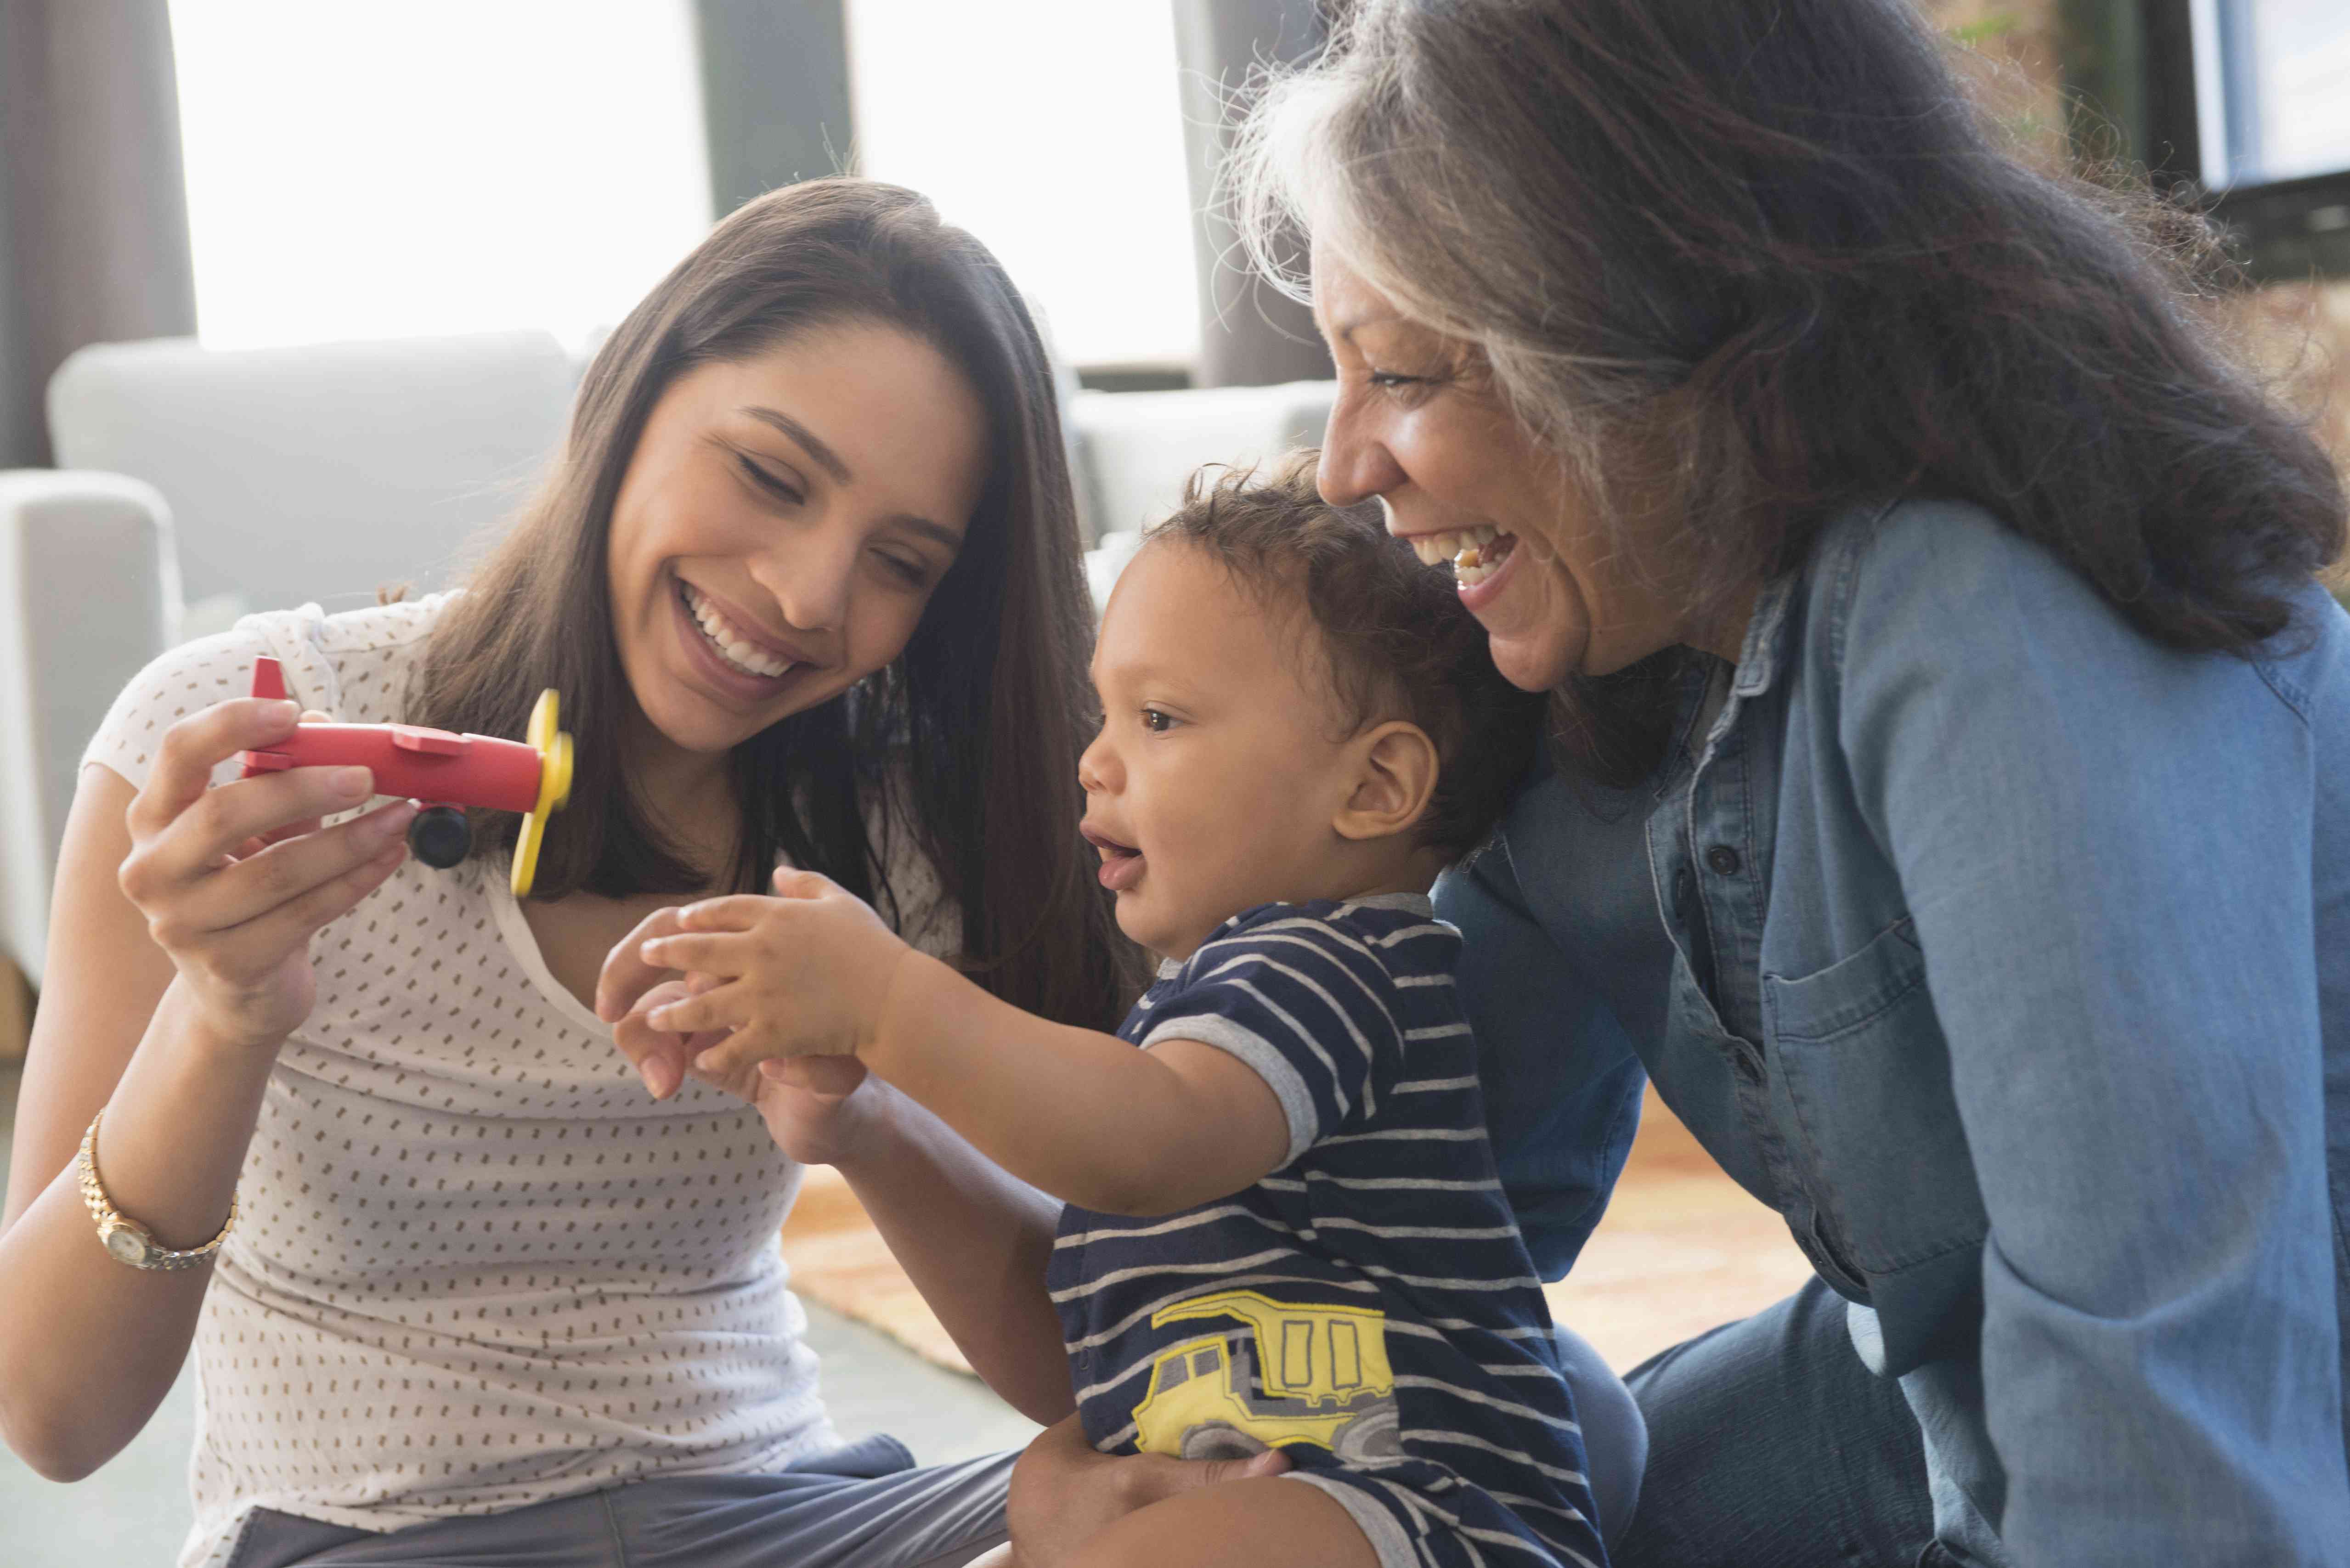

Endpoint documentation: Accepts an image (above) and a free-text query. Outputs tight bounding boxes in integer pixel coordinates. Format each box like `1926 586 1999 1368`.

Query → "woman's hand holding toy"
118 698 415 1053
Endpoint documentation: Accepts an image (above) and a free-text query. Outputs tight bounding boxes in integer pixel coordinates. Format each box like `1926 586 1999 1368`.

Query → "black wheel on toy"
407 805 472 869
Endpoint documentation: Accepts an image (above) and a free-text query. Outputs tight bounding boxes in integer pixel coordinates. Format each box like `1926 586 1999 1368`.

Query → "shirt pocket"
1762 916 1988 1275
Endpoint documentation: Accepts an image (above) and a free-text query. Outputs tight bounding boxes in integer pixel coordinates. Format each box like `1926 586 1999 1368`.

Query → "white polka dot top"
81 595 961 1568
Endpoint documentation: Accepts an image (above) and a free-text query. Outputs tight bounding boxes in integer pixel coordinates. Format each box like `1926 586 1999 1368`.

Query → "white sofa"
0 330 1333 977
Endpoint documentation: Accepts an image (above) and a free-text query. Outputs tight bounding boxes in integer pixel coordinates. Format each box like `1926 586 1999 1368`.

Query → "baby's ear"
1333 721 1440 842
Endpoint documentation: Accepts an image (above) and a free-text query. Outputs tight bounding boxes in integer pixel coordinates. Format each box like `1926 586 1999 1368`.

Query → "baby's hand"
625 869 913 1078
611 973 884 1165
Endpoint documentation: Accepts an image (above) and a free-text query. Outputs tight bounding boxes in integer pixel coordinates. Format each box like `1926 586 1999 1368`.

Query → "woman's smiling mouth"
677 578 803 679
1402 524 1521 589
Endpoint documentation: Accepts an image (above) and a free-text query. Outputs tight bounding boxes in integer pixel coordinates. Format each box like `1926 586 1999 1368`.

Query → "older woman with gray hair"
1006 1 2350 1564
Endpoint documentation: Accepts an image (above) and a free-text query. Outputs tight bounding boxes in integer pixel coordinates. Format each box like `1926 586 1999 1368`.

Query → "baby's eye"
1139 707 1175 733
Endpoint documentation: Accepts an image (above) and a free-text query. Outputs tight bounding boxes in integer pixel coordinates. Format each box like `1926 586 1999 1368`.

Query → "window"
2194 0 2350 188
170 0 712 350
845 0 1201 369
2125 0 2350 279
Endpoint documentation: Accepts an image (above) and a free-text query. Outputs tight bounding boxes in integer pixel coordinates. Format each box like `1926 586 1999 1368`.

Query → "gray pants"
220 1438 1011 1568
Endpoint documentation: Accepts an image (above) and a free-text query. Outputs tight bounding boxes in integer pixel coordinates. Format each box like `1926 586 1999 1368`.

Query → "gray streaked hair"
1226 0 2342 790
1226 3 1697 561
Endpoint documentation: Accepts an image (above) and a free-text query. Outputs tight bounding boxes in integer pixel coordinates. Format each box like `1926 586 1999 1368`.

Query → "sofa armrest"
0 472 176 979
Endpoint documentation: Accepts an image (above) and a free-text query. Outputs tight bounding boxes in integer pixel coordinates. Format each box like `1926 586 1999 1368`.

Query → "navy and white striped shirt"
1048 895 1605 1567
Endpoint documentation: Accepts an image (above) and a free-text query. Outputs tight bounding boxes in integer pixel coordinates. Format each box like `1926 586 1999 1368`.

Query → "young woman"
0 178 1132 1568
1005 2 2350 1565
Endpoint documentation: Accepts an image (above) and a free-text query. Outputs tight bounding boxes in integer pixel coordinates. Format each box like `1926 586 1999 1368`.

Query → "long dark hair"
1239 0 2345 782
415 178 1140 1027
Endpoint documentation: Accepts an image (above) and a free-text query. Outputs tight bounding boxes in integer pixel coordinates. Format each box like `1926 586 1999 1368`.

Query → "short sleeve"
1137 916 1406 1167
81 622 284 794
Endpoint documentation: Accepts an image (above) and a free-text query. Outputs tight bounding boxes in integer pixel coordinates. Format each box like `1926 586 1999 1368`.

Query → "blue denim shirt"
1437 497 2350 1565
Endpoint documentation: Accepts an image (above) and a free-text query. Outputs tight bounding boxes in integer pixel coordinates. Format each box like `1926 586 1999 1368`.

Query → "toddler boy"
604 457 1602 1568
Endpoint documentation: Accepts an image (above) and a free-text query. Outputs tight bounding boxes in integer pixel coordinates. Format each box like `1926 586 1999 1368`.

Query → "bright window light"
170 0 712 350
846 0 1201 369
2243 0 2350 185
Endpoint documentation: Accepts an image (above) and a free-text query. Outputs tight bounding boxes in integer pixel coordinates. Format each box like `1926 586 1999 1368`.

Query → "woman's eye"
878 553 930 587
736 455 804 505
1140 708 1175 733
1367 371 1423 389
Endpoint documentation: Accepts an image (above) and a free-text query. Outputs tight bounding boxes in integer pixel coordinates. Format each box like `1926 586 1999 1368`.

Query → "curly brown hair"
1148 454 1546 857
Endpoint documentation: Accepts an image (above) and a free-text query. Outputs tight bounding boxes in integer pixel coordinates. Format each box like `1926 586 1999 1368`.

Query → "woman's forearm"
0 981 277 1481
829 1078 1075 1425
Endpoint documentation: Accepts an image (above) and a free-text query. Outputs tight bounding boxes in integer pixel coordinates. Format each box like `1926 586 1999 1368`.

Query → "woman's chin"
1485 627 1577 693
637 682 782 759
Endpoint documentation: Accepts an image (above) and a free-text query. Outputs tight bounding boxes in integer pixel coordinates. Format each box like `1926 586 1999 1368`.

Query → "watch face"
102 1223 153 1266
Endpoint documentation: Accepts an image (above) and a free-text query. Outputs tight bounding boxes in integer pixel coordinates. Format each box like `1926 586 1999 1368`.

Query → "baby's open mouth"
1406 525 1519 588
1080 826 1145 891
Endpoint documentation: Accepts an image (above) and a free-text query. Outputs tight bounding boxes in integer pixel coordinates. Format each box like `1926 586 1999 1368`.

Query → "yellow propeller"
511 688 574 898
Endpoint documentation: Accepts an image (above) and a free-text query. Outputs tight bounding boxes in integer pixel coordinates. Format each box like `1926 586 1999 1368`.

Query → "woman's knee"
1551 1322 1648 1548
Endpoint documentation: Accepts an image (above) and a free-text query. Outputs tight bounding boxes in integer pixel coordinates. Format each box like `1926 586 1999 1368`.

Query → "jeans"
1615 1278 1944 1568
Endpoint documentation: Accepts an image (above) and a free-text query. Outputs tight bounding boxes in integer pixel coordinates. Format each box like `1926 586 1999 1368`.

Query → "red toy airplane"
236 657 574 897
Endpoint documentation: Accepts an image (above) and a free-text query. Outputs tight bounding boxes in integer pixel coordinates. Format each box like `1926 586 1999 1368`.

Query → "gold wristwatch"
76 1109 236 1271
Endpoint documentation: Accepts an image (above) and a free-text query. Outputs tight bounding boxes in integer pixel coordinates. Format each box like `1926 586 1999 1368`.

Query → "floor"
1 1062 1812 1568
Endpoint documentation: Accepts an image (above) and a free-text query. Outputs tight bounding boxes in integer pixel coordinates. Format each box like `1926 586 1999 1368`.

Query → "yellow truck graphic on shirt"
1130 1289 1401 1461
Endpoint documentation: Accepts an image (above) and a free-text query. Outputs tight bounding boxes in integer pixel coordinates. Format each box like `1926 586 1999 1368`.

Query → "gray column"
694 0 856 217
1172 0 1333 387
0 0 198 468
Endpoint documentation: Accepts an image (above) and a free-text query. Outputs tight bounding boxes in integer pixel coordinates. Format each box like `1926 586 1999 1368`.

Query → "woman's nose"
1316 393 1409 511
751 530 856 635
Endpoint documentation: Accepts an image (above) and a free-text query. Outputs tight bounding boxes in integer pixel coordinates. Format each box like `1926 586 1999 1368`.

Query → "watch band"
76 1109 237 1271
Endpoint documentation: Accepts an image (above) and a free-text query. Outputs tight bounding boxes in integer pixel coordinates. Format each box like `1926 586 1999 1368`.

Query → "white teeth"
1451 528 1515 589
681 583 795 679
1407 525 1503 569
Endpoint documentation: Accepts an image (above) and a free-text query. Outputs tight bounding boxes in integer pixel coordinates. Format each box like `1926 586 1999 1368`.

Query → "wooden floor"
1541 1089 1818 1371
780 1087 1815 1377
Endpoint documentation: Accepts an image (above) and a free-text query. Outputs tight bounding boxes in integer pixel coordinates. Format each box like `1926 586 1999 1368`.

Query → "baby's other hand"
633 869 913 1078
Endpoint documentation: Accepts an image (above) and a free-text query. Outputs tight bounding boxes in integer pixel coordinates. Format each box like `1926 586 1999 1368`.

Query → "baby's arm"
599 874 1291 1218
855 942 1291 1217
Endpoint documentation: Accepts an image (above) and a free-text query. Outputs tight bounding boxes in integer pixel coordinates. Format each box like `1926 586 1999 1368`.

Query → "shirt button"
1706 844 1742 876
